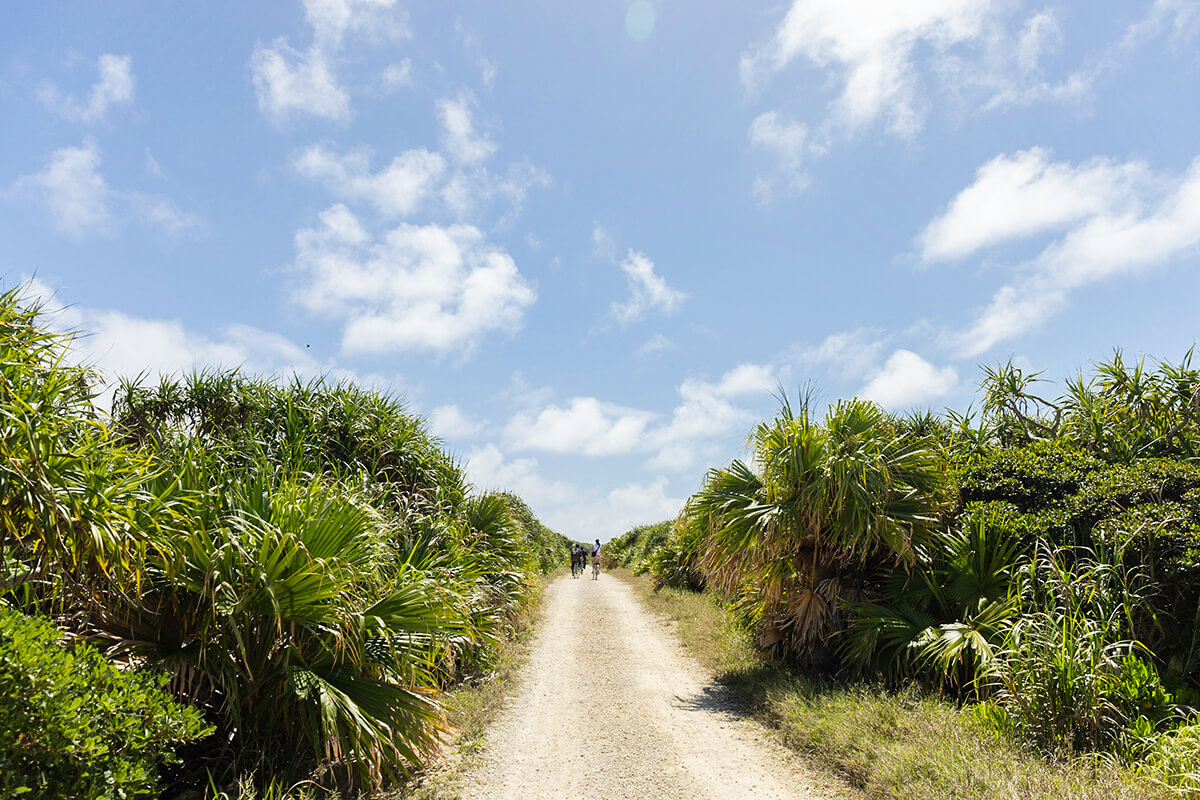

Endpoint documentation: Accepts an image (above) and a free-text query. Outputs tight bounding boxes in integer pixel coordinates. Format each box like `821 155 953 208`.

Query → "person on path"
592 538 602 579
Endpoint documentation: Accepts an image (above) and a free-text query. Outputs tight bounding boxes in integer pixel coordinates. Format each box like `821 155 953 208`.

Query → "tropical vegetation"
0 286 571 797
614 354 1200 791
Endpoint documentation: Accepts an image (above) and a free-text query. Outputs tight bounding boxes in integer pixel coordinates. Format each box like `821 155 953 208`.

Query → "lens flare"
625 0 656 41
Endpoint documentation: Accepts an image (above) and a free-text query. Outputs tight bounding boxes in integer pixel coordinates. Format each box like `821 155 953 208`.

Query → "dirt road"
454 572 836 800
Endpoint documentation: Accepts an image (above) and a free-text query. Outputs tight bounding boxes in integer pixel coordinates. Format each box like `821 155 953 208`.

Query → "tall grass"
622 571 1168 800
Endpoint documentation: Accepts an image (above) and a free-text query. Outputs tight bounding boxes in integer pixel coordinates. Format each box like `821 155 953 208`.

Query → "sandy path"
455 572 835 800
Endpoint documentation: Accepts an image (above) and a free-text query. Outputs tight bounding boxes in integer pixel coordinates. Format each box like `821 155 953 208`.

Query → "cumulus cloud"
858 349 957 408
38 54 134 123
290 204 536 356
920 148 1200 355
292 144 445 217
504 363 775 473
437 92 496 166
250 0 407 123
645 364 776 471
11 139 199 237
610 250 687 325
463 443 582 511
428 404 485 439
18 278 320 408
463 443 682 540
504 398 657 456
250 42 350 122
796 328 889 380
741 0 992 137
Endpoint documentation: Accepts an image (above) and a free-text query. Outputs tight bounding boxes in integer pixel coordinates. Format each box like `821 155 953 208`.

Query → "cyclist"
592 539 602 579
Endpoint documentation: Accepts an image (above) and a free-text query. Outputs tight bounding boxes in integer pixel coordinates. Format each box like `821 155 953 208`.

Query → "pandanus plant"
685 394 949 664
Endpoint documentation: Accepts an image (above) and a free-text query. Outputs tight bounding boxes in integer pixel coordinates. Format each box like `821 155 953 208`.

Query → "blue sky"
4 1 1200 540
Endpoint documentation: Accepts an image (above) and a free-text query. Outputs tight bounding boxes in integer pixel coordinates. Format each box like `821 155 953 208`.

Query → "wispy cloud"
10 139 200 237
919 147 1200 356
38 53 134 123
609 248 687 325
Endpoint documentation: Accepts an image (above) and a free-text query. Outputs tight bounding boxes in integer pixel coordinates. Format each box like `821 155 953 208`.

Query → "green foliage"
1144 721 1200 793
496 492 572 575
981 547 1176 759
0 605 211 799
647 521 706 592
845 510 1021 687
686 394 951 663
605 521 673 574
0 289 568 794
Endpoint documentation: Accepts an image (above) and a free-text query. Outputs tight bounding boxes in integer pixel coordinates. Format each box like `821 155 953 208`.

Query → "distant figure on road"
592 539 602 579
571 544 586 578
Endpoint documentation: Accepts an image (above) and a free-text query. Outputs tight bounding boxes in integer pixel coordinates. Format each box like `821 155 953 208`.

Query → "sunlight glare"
625 0 656 41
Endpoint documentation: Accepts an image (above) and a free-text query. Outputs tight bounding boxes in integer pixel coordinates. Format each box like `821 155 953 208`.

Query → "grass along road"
447 570 843 800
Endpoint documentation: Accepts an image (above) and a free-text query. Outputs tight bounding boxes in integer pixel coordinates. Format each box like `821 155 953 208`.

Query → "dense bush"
0 606 211 799
0 287 570 794
606 521 673 574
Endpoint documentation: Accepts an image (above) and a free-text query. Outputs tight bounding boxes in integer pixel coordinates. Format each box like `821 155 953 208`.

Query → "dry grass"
620 571 1169 800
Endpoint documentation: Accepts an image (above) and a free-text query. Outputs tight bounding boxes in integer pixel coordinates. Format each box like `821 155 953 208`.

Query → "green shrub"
955 442 1103 511
0 606 211 799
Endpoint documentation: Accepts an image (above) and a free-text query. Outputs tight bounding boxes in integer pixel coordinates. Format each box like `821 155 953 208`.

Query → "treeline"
0 288 571 797
609 356 1200 790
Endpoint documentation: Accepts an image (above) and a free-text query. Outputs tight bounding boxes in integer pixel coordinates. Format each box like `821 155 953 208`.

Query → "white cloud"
463 444 681 541
1122 0 1200 51
918 148 1150 262
292 144 445 217
250 40 350 123
504 397 657 456
742 0 992 137
480 58 497 90
250 0 407 123
38 53 134 123
144 148 165 179
636 333 675 358
15 139 112 236
644 364 776 471
10 140 200 237
858 349 957 408
798 328 889 379
463 443 581 511
748 110 809 196
18 279 320 408
923 149 1200 355
437 92 496 166
428 404 485 439
441 157 551 222
610 249 687 325
290 204 536 356
381 59 413 89
303 0 408 48
503 362 775 473
1016 10 1062 73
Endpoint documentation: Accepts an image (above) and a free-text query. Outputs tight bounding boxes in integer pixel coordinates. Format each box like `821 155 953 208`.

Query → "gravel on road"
454 572 838 800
